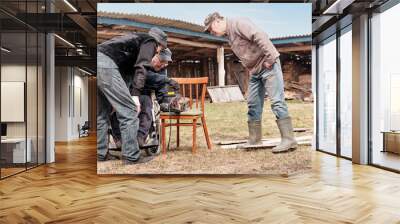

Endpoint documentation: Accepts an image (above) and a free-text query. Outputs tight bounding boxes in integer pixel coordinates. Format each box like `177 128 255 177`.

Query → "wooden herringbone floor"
1 135 400 224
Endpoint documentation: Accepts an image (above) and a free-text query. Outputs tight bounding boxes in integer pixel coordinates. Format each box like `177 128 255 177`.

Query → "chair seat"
161 108 202 116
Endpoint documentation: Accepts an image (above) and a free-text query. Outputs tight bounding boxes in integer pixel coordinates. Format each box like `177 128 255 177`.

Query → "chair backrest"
172 77 208 112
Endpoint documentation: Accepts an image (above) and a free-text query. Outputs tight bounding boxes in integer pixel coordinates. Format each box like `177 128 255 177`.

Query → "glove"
132 96 141 114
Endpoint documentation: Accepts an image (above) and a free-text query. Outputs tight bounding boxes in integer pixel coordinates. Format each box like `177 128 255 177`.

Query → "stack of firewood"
284 81 313 102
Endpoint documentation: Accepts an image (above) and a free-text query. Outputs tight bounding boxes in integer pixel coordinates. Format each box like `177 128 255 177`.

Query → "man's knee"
270 97 287 110
115 104 137 125
247 109 260 119
247 101 262 121
270 98 288 118
247 90 261 106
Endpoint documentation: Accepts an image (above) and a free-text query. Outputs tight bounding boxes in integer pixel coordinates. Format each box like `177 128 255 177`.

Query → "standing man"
204 12 297 153
97 27 167 163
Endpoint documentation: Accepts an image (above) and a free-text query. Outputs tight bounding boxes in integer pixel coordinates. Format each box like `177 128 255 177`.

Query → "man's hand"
263 61 274 70
132 96 141 114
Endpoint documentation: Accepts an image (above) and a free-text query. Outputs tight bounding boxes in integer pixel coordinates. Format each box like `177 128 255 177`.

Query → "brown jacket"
226 17 280 75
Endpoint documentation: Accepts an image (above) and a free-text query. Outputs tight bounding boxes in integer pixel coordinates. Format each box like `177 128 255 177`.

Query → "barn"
97 12 312 100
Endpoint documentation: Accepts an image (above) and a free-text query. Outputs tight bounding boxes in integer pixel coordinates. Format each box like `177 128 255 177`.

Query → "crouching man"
110 48 178 149
204 12 297 153
137 48 177 148
97 27 167 164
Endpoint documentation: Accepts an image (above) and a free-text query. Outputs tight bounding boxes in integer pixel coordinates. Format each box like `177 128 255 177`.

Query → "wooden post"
217 46 225 86
226 60 232 85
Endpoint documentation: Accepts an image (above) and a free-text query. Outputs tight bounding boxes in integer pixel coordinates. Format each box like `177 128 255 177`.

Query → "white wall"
1 64 29 138
54 66 89 141
55 66 69 141
71 72 89 138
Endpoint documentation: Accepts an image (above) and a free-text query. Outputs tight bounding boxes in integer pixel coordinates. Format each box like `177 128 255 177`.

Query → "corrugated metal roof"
271 34 311 40
98 12 204 33
271 34 312 44
98 16 228 42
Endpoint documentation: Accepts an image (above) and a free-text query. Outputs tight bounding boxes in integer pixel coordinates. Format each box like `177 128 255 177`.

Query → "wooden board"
207 85 245 103
217 135 312 146
221 140 312 150
293 128 309 132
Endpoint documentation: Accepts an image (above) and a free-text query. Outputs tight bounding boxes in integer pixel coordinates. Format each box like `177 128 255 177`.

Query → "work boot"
138 134 159 149
138 135 146 148
272 117 298 153
97 152 120 161
122 155 154 165
246 120 262 145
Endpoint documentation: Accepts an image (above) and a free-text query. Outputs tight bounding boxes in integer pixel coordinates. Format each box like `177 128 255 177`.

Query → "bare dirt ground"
98 100 313 175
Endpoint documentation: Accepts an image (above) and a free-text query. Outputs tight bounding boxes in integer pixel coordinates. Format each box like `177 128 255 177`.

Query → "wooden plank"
293 128 310 132
207 87 227 103
207 85 244 103
277 45 312 53
220 139 312 150
217 135 312 146
224 86 245 101
168 37 220 49
243 141 311 150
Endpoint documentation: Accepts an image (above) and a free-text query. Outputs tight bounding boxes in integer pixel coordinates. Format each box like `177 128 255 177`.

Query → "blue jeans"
97 52 140 161
109 94 153 141
247 59 289 121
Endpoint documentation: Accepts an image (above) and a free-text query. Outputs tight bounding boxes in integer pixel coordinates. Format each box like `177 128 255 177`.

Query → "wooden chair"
160 77 212 154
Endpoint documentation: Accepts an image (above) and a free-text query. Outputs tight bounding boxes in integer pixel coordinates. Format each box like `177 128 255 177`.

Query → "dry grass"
98 100 314 175
205 99 313 141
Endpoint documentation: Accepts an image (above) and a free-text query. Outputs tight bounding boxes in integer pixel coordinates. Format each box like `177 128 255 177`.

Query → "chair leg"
176 119 180 148
201 116 212 150
192 118 197 154
161 119 166 155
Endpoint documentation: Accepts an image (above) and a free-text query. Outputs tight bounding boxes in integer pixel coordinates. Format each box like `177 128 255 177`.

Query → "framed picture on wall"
1 81 25 122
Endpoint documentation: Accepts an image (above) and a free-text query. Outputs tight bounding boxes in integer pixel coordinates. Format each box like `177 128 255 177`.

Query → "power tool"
159 81 189 113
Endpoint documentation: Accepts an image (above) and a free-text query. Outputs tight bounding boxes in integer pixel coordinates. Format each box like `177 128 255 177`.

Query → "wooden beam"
97 31 124 43
277 45 312 53
98 30 231 51
169 37 222 49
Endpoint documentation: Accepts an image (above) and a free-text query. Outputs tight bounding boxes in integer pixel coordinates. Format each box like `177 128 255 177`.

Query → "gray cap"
203 12 223 32
159 48 172 62
148 27 168 48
